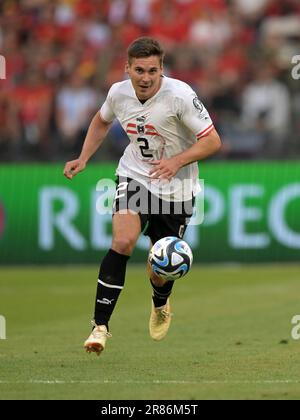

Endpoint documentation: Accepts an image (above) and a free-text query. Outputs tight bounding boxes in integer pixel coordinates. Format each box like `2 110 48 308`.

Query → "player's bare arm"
63 112 111 179
149 128 221 180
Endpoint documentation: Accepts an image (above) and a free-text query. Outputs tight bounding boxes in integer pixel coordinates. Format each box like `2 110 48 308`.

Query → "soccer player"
63 37 221 356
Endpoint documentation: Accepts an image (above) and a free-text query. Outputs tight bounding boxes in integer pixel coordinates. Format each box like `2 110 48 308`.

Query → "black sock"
94 249 130 329
150 279 174 308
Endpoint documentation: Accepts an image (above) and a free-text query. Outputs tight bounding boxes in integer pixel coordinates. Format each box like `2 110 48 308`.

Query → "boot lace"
91 320 112 338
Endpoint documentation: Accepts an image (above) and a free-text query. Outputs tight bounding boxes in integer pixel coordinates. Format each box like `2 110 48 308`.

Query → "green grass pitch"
0 264 300 400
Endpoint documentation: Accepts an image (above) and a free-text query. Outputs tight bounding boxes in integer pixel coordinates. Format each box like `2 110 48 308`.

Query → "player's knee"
112 236 136 256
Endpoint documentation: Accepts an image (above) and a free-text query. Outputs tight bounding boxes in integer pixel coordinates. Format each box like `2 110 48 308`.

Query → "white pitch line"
0 380 300 385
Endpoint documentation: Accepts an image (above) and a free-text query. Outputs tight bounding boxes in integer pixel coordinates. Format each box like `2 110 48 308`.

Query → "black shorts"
113 177 194 245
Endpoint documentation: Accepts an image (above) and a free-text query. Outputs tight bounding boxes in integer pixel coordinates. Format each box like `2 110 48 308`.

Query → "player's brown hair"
127 37 164 66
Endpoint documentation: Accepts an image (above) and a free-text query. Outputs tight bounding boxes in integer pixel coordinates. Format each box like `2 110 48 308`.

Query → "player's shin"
150 278 174 308
94 249 130 329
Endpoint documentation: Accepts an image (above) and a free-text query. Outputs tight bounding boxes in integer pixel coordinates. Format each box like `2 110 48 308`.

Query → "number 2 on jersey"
137 137 153 159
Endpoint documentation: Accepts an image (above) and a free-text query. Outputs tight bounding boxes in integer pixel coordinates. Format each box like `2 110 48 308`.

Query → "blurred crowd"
0 0 300 162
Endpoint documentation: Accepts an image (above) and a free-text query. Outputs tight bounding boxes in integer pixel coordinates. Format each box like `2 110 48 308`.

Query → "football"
149 236 193 281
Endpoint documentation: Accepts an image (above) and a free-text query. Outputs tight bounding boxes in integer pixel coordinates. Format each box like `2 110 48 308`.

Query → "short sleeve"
99 87 116 123
178 90 214 140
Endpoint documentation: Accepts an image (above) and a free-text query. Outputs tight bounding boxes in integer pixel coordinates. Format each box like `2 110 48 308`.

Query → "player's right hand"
63 159 86 180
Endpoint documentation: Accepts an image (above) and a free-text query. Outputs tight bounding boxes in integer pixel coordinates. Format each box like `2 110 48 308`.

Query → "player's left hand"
149 157 181 181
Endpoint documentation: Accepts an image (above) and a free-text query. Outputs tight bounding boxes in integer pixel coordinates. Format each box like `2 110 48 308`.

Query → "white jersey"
100 76 214 202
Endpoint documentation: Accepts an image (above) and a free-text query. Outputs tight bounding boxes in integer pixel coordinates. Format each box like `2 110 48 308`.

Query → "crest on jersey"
137 125 145 134
193 97 204 113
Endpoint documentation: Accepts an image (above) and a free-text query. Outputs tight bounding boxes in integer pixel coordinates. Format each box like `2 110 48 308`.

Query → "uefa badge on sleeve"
193 97 204 113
